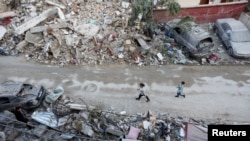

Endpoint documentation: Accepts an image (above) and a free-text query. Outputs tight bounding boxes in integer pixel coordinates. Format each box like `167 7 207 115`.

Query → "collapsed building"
2 0 247 66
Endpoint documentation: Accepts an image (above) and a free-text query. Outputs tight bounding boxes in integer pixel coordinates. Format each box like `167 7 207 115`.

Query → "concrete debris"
14 7 58 35
25 31 43 45
0 11 16 19
0 26 6 40
0 132 5 141
106 125 124 137
136 38 151 51
30 22 68 33
45 0 66 9
32 125 47 137
81 123 94 137
66 103 88 110
74 24 100 38
0 0 249 65
0 85 248 141
45 86 64 104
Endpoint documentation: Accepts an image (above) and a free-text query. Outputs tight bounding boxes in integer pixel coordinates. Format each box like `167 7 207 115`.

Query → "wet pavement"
0 56 250 123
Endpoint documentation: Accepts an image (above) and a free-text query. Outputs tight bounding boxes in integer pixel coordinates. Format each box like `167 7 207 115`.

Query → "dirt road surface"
1 56 250 123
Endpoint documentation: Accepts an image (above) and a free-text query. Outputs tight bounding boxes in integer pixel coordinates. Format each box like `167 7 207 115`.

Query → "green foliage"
163 0 181 15
130 0 153 23
244 4 250 12
176 16 194 34
129 0 181 38
130 0 181 25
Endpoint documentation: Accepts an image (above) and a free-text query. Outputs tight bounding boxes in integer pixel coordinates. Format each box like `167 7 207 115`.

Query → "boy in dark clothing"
175 81 186 98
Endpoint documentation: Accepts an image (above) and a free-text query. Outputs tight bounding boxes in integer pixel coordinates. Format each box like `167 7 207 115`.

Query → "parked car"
0 81 46 111
214 18 250 58
166 20 214 58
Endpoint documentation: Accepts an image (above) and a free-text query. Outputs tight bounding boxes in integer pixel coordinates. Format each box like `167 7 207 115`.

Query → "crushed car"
165 18 214 59
0 81 46 111
0 47 9 55
214 18 250 58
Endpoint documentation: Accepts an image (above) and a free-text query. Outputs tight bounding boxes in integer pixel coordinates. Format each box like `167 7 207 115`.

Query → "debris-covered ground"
1 0 250 67
0 86 244 141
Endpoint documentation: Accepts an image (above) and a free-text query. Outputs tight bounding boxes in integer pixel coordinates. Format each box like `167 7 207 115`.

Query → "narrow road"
1 56 250 122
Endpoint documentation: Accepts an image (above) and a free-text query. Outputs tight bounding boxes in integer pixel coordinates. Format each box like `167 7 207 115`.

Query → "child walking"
136 83 150 102
175 81 186 98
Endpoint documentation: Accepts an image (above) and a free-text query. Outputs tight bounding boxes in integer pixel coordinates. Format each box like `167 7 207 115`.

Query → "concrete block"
0 11 16 19
32 125 47 136
0 26 6 40
74 24 99 38
106 125 124 137
30 22 67 33
45 0 66 9
15 7 58 35
25 31 43 44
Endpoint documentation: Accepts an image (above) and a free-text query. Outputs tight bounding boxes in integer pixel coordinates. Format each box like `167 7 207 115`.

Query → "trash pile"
0 86 233 141
1 0 212 66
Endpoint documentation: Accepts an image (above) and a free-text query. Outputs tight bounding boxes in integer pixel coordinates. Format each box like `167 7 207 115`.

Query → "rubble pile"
0 86 243 141
0 0 205 66
0 108 205 141
1 0 250 66
0 97 212 141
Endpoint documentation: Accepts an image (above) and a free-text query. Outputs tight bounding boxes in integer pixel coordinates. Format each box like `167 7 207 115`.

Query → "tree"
129 0 181 37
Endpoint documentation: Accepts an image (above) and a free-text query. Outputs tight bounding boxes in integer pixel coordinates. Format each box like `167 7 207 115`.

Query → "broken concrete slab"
32 125 47 136
81 124 94 137
56 7 65 20
14 7 58 35
5 130 20 141
125 39 132 45
106 125 124 137
45 86 64 104
0 132 5 141
136 38 151 50
45 0 66 9
0 11 16 19
0 26 6 40
67 103 95 111
25 31 43 45
30 22 68 33
66 103 87 110
65 34 79 46
74 24 99 38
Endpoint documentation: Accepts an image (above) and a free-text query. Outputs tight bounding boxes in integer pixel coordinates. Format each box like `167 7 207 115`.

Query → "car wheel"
227 47 234 56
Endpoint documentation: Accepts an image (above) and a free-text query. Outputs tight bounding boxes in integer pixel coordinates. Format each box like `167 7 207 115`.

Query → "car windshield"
231 30 250 42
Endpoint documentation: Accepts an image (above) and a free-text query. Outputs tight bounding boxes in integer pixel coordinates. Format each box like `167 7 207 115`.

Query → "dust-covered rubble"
1 0 250 66
0 86 248 141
